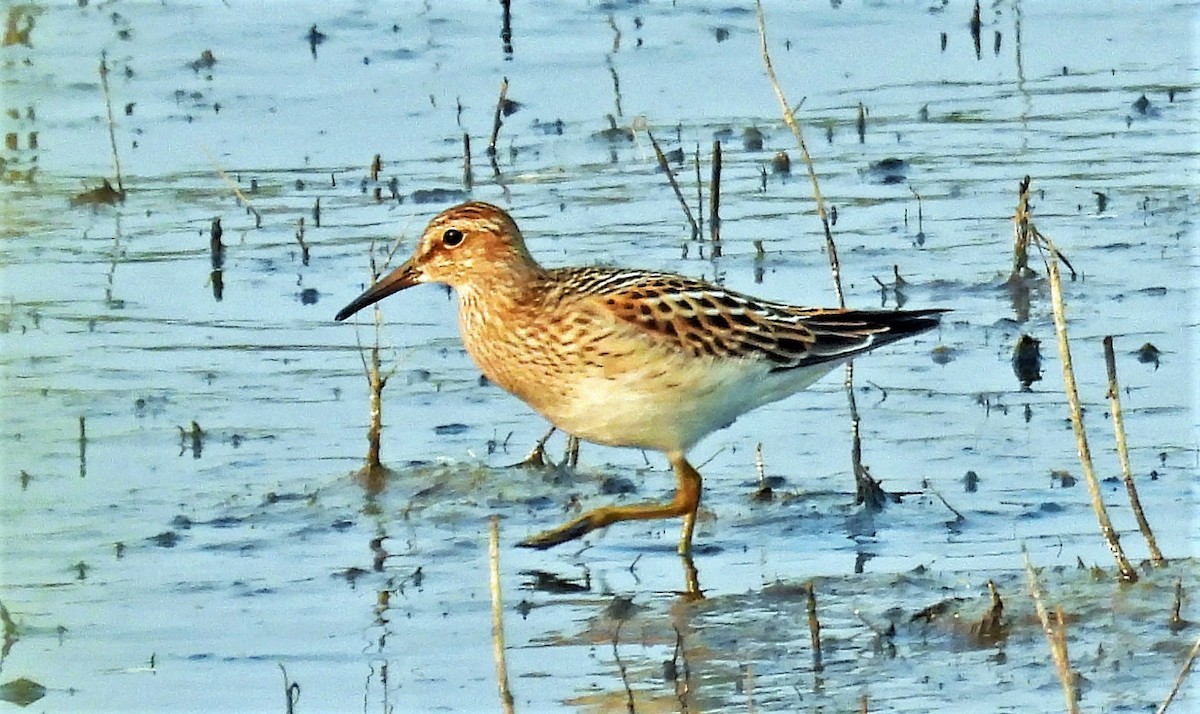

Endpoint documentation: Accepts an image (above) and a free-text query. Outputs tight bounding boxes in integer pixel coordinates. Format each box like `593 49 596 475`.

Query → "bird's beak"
334 259 423 321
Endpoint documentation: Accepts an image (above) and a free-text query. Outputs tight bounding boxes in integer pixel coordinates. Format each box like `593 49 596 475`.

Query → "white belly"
542 355 842 453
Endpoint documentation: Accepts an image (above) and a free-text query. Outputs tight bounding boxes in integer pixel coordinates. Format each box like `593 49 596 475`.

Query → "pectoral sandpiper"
336 201 944 554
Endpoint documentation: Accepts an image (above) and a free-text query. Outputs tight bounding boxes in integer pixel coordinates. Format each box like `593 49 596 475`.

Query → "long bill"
334 260 422 321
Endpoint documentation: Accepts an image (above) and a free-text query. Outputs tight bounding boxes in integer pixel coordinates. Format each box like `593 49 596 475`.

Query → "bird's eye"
442 228 464 247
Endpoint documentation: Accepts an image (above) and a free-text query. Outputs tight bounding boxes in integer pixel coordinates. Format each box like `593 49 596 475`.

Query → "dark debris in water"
69 178 124 206
1011 334 1042 390
0 678 46 707
866 157 909 184
410 188 467 204
148 530 180 548
1135 342 1162 368
433 422 470 436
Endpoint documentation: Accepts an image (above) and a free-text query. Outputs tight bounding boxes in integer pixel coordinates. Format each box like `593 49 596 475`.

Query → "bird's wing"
557 268 940 371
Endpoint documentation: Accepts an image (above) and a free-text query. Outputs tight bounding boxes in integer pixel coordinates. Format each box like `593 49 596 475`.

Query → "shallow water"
1 1 1198 712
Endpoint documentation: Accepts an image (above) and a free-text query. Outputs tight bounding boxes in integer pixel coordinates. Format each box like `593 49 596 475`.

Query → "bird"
335 201 945 555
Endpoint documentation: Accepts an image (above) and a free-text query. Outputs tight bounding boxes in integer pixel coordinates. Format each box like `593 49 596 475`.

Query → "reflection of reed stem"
1103 335 1166 565
1023 550 1079 714
805 581 824 673
78 416 87 479
488 516 516 714
612 619 634 713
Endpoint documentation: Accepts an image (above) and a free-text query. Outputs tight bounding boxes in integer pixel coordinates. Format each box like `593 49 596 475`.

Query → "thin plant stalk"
805 582 824 674
1103 335 1166 565
709 140 722 248
1015 179 1137 581
488 77 509 156
489 516 516 714
1157 633 1200 714
755 0 842 305
758 0 891 506
1024 550 1080 714
98 53 124 195
1044 254 1138 581
644 126 699 239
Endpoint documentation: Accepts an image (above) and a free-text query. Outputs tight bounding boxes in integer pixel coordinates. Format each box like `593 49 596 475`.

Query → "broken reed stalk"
1019 180 1138 582
498 0 513 56
709 140 722 248
488 516 516 714
205 148 263 227
355 236 404 480
1103 335 1166 565
645 127 700 239
1157 633 1200 714
98 53 124 195
488 77 509 157
365 309 386 472
1010 176 1033 280
1023 551 1080 714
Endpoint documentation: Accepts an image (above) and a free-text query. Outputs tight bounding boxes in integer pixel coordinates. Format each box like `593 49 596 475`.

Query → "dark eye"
442 228 464 247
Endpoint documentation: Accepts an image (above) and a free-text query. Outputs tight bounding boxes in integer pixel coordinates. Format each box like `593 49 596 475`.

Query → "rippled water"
2 1 1197 711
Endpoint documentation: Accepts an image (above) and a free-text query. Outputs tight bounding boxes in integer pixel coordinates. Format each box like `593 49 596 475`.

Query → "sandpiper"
336 201 944 554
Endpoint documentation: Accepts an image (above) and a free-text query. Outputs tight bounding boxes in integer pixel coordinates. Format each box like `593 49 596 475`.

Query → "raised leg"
517 452 703 554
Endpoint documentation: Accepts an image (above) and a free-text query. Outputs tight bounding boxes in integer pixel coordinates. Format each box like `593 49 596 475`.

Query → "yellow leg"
518 452 703 554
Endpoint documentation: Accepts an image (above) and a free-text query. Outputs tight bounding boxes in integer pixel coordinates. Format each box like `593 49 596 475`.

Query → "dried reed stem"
645 127 699 239
98 53 124 194
1103 335 1166 564
488 77 509 157
205 148 263 227
709 140 723 248
1023 551 1080 714
757 0 891 505
498 0 513 56
1018 180 1137 581
463 133 474 190
694 145 703 236
1045 246 1138 581
755 0 842 305
353 237 405 483
489 516 516 714
1157 633 1200 714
